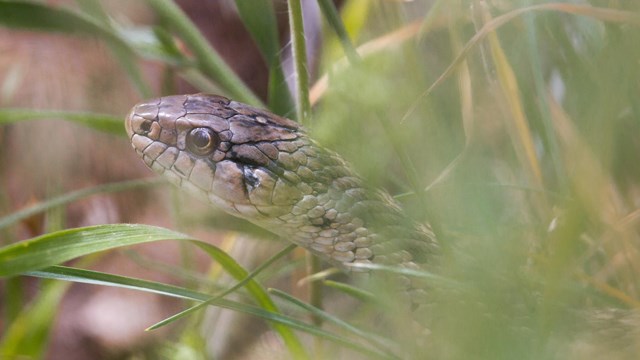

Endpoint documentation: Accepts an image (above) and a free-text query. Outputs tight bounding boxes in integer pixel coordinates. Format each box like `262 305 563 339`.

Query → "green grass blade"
0 224 189 276
266 64 295 117
0 0 150 97
234 0 279 61
29 265 218 301
234 0 294 114
317 0 360 63
146 244 296 330
186 238 307 358
3 278 23 325
145 0 262 106
74 0 152 97
0 0 115 36
0 280 69 358
347 262 462 289
0 224 306 358
29 265 390 359
323 279 376 303
287 0 311 123
426 3 640 96
0 109 125 136
269 288 398 358
104 32 154 98
0 178 164 231
519 5 565 190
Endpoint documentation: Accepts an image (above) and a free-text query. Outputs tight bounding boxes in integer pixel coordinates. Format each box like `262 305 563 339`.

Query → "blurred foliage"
1 0 640 359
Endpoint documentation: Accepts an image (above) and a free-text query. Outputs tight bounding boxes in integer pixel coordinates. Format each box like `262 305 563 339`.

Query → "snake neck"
255 137 439 271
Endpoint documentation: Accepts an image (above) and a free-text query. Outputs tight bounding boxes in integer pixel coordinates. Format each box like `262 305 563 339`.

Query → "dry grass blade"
423 7 474 192
547 94 640 300
426 3 640 96
310 20 427 105
576 272 640 309
480 4 545 194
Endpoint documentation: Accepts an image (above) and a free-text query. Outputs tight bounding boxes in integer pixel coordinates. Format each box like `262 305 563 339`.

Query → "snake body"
125 94 437 288
125 94 640 355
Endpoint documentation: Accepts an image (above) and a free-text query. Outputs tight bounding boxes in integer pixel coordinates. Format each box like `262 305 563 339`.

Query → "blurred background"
1 0 640 359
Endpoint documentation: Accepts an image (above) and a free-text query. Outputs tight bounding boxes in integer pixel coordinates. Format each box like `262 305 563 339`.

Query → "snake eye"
186 127 218 156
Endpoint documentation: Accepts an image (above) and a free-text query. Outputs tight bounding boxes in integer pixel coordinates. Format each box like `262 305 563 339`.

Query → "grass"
1 0 640 358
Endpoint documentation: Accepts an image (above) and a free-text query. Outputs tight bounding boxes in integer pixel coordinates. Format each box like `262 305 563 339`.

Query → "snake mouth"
124 109 135 140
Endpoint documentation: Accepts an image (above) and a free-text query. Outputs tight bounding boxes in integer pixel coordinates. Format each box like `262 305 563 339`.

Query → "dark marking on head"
243 166 261 188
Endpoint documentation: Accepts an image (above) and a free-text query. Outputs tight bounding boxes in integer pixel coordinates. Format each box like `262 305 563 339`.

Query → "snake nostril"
140 119 152 133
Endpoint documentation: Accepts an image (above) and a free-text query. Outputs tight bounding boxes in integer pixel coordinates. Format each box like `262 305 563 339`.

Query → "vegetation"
1 0 640 358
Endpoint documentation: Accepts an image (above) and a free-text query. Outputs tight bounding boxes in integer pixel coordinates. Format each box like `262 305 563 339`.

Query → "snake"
125 93 640 355
125 94 438 298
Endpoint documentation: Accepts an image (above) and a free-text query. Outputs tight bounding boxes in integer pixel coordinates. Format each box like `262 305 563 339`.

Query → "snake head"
127 94 438 270
125 93 314 220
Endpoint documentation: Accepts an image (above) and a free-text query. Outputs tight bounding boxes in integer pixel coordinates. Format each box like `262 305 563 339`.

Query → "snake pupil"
186 127 218 156
192 131 209 147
